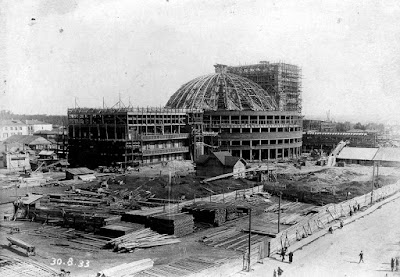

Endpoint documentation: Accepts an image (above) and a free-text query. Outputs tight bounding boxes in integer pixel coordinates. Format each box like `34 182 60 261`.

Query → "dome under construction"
166 64 277 111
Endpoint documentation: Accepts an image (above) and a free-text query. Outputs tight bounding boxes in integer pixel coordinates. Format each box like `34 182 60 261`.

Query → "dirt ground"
1 162 400 276
235 194 400 277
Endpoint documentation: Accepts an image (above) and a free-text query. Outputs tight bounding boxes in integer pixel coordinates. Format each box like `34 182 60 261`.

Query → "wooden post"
278 192 282 233
247 208 252 272
371 162 375 204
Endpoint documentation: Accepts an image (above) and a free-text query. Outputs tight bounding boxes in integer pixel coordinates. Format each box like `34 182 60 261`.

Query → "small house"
66 167 96 181
195 151 247 178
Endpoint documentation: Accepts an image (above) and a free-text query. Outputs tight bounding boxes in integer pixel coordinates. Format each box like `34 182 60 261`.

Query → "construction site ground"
1 161 400 276
235 191 400 277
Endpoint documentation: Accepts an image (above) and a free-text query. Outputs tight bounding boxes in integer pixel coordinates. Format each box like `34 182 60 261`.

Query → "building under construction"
67 107 203 168
227 61 302 113
166 64 303 161
68 62 303 168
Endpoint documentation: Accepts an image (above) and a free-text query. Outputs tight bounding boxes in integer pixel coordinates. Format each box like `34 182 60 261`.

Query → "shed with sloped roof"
195 151 246 178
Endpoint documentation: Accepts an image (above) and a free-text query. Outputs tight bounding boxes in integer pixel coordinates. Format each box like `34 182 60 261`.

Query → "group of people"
391 257 399 272
280 247 294 263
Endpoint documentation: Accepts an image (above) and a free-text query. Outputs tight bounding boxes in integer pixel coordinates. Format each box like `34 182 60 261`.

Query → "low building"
25 120 53 135
1 152 31 171
302 131 377 154
195 151 247 178
373 148 400 167
0 120 29 141
66 167 96 180
3 135 53 152
336 147 378 166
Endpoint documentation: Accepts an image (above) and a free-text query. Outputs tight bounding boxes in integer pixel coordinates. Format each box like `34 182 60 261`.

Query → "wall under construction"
68 107 202 168
227 61 302 113
202 110 303 161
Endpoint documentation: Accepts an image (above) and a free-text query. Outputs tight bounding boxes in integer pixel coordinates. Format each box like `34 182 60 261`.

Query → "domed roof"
166 64 277 111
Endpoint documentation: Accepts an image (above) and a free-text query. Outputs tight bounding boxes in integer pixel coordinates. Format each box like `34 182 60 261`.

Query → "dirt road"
237 195 400 277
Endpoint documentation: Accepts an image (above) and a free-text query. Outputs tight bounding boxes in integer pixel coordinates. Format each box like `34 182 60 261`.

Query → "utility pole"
247 208 252 272
371 162 375 204
278 191 282 233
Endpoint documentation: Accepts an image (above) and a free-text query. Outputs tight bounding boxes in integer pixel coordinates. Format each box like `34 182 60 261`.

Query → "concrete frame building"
68 61 303 168
227 61 302 113
167 63 303 162
67 107 202 168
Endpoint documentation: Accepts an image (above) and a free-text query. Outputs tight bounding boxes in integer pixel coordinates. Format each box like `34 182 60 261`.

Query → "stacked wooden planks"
27 225 110 251
104 228 181 252
121 210 164 225
148 213 194 237
0 255 59 277
98 223 144 238
200 226 271 253
132 256 225 277
182 202 227 226
97 258 154 277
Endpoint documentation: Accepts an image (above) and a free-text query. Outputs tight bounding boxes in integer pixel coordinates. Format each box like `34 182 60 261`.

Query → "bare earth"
236 195 400 277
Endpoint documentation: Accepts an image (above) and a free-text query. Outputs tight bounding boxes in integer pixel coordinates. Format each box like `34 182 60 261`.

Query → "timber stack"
148 213 194 237
104 228 181 252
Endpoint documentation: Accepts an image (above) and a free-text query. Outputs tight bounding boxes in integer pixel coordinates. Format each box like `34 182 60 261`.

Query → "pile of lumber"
200 227 270 252
182 202 248 226
0 255 58 277
121 210 163 224
26 225 110 252
133 257 223 277
148 213 194 237
104 228 181 252
97 258 154 277
98 223 143 238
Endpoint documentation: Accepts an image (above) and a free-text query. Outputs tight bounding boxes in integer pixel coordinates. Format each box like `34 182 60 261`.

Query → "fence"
268 180 400 255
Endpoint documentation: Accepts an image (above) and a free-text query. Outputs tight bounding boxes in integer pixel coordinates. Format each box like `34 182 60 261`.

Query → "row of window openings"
144 142 184 150
206 120 301 125
3 132 23 138
211 127 301 133
2 127 23 130
221 139 302 146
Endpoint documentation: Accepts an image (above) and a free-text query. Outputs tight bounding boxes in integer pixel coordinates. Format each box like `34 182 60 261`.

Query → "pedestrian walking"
391 257 395 271
358 251 364 263
280 247 286 262
396 257 399 271
273 269 277 277
288 252 293 263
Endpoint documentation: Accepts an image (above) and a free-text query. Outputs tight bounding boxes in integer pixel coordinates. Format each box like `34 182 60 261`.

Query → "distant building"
195 151 247 178
3 135 53 152
34 129 68 159
0 151 31 171
303 119 336 132
302 131 377 154
0 120 29 141
25 120 52 135
336 147 378 166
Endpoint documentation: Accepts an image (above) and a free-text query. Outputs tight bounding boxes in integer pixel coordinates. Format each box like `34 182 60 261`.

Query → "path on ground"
236 195 400 277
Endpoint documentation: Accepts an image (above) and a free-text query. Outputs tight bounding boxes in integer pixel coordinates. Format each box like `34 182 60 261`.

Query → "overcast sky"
1 0 400 123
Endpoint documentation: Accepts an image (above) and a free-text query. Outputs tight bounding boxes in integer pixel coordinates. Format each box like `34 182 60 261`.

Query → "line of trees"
0 110 68 126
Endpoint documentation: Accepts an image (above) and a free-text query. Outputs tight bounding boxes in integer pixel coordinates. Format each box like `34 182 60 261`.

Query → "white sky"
1 0 400 123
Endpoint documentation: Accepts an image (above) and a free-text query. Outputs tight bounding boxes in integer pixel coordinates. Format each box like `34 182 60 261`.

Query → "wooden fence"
268 180 400 255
